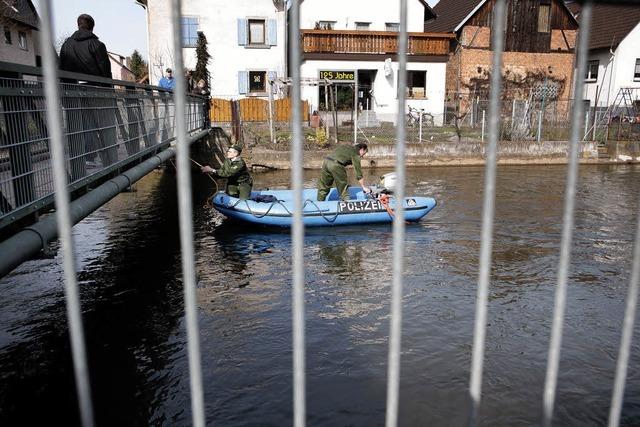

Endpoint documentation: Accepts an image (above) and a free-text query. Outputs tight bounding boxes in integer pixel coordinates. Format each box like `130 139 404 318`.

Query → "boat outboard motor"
379 172 397 192
368 172 397 198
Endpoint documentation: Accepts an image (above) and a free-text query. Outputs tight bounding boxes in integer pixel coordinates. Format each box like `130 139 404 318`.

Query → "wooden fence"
210 98 310 123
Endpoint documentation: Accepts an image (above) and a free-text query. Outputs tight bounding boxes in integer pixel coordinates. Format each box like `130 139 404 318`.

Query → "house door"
357 70 377 110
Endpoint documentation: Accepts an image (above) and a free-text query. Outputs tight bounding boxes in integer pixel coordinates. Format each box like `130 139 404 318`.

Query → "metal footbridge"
0 61 210 276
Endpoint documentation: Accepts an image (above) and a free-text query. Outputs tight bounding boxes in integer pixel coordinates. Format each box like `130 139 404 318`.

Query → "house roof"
578 3 640 50
417 0 438 21
423 0 480 32
0 0 39 30
424 0 578 33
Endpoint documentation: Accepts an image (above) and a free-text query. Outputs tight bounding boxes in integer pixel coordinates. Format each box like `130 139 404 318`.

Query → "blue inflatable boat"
211 187 436 227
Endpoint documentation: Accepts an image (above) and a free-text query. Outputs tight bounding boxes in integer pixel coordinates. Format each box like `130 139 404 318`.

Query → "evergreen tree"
129 50 148 81
193 32 211 87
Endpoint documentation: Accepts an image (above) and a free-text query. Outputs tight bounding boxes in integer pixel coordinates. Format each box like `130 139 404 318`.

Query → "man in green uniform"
317 143 370 201
201 145 253 199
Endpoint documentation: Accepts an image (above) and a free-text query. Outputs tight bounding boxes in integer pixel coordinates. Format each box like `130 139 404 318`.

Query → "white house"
0 0 40 67
299 0 451 125
571 3 640 109
108 51 135 81
135 0 286 97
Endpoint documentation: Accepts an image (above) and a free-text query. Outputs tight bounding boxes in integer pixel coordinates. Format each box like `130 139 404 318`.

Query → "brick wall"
550 29 576 52
461 26 491 49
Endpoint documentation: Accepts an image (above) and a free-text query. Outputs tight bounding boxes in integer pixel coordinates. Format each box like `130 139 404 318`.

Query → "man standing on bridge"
59 14 111 78
59 14 116 179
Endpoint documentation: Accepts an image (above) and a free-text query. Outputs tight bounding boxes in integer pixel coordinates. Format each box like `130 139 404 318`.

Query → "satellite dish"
384 58 392 77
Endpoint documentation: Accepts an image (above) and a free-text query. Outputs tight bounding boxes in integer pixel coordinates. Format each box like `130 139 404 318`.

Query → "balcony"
301 29 454 57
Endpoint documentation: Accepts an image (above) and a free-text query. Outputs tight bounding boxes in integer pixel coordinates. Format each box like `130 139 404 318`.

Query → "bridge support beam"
0 129 210 278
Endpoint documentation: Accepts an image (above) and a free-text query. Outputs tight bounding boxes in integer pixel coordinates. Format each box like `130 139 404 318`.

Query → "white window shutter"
268 71 277 94
238 71 249 94
237 18 248 46
266 19 277 46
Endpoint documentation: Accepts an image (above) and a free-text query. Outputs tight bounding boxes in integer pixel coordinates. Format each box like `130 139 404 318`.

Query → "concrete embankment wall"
245 141 602 170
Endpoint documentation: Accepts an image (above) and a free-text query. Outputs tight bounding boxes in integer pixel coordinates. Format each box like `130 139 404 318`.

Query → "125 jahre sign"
319 70 355 82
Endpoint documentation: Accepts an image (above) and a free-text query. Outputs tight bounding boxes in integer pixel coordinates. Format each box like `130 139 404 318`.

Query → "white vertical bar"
608 199 640 426
289 1 306 426
584 110 589 140
170 1 205 426
385 1 407 426
324 84 330 136
419 109 423 143
542 4 592 427
353 76 358 144
468 0 505 425
481 110 486 143
39 3 95 426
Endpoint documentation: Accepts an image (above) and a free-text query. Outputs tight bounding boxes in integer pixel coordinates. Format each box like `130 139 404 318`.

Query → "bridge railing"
0 61 207 229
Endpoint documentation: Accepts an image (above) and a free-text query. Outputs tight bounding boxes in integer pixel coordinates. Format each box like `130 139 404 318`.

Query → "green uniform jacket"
329 145 363 180
216 157 253 199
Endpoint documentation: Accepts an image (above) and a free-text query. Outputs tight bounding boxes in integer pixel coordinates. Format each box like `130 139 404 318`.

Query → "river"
0 164 639 426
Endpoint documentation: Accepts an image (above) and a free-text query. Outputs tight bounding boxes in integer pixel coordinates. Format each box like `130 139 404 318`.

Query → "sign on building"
319 70 355 82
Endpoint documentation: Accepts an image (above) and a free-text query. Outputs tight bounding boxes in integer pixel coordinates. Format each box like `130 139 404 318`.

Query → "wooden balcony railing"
301 29 454 56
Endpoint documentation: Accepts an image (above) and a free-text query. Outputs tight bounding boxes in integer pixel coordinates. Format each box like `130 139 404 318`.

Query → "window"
248 19 266 45
4 27 11 44
585 60 599 81
538 4 551 33
355 22 370 31
181 17 198 47
249 70 267 93
406 71 427 99
634 58 640 81
18 31 27 50
385 22 400 32
317 21 336 30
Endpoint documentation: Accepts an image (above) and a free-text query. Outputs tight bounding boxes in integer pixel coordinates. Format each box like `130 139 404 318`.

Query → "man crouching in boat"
201 145 253 199
317 143 371 201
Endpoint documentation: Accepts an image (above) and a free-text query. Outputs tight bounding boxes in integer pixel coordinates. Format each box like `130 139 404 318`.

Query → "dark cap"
166 68 172 73
228 145 242 154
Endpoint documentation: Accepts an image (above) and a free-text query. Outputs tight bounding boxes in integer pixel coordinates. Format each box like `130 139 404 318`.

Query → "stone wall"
245 141 600 169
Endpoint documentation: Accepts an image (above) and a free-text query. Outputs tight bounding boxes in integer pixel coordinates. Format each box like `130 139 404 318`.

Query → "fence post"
584 110 589 140
268 79 275 144
231 99 242 143
353 78 358 144
366 98 369 128
481 110 486 142
471 98 475 127
324 83 329 138
332 85 338 144
419 108 423 143
511 99 516 131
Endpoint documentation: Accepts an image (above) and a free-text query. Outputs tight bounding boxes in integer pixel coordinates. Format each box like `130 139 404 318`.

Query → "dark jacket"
59 30 111 78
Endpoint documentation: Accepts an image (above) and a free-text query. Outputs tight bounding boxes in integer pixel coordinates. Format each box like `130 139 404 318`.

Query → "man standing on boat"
201 145 253 199
317 143 370 201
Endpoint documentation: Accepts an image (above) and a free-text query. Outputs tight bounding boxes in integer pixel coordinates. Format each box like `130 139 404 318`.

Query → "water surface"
1 164 639 426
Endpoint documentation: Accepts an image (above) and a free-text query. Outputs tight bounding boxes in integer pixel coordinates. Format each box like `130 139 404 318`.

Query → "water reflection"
1 164 640 426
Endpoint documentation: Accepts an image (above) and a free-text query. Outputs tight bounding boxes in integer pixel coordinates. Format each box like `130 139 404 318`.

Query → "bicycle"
406 106 434 127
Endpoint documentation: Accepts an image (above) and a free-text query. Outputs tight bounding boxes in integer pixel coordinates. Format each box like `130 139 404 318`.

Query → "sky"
32 0 149 59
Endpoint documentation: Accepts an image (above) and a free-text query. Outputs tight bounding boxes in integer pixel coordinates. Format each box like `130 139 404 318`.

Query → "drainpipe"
0 129 209 278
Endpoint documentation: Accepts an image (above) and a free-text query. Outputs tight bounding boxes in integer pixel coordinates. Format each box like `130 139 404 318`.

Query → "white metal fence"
35 1 639 426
